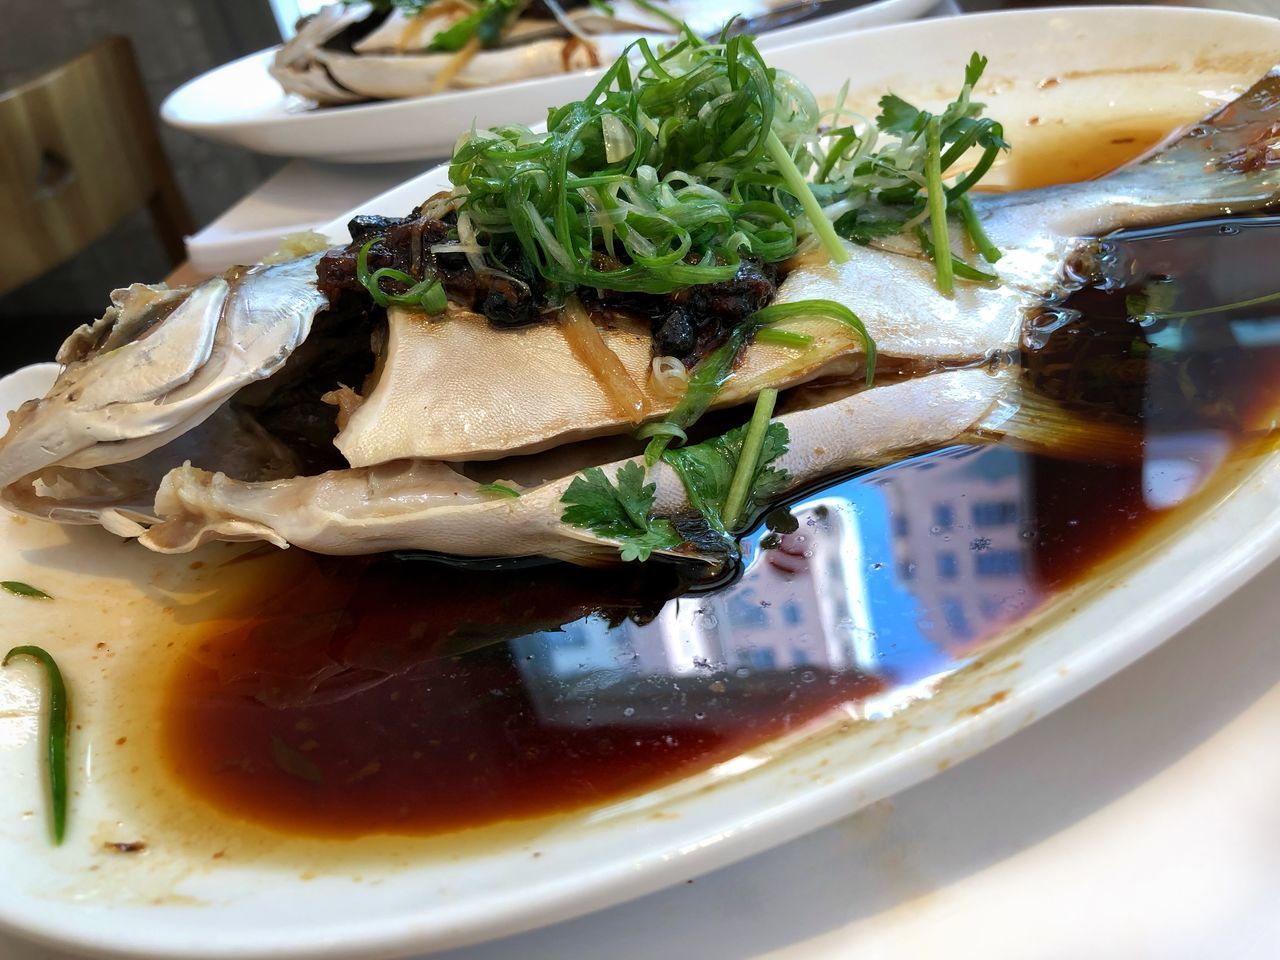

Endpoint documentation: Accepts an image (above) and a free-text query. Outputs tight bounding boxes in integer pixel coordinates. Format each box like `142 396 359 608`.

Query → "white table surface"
5 559 1277 959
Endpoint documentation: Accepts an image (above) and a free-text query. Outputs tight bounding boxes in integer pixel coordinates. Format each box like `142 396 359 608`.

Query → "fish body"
332 71 1280 465
140 368 1008 560
2 70 1280 561
334 249 1026 464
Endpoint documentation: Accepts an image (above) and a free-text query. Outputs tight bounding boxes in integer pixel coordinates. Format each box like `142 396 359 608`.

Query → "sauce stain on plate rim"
5 8 1280 959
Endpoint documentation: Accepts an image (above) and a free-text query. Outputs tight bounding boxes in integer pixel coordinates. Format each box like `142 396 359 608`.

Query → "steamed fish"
273 1 846 104
3 48 1280 566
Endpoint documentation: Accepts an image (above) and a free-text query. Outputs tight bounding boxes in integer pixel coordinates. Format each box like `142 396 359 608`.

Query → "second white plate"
160 0 937 163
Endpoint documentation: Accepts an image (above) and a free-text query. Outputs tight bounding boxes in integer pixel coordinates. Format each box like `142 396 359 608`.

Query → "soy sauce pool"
162 214 1280 839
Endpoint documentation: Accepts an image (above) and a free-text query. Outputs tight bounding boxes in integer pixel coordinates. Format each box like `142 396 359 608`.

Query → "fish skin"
142 368 1007 558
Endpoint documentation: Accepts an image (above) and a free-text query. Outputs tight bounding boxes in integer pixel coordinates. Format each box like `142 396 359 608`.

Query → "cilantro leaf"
663 419 791 539
964 51 988 91
560 462 682 562
875 93 920 136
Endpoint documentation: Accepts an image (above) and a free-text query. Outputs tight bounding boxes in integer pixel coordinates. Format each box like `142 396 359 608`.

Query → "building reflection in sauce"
511 443 1052 736
513 405 1239 739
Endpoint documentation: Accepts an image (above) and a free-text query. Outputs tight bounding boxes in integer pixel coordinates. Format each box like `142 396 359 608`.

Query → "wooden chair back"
0 36 194 297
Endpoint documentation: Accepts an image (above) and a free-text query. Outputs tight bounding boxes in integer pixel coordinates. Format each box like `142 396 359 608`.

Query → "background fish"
1 68 1279 562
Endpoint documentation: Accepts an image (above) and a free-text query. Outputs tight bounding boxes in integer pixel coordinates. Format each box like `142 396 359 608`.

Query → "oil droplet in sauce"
157 194 1280 841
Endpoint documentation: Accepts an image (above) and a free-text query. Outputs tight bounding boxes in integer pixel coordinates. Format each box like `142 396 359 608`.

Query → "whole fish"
1 68 1278 562
331 67 1280 466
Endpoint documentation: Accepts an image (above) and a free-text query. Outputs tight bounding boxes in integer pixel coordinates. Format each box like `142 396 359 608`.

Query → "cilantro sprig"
560 462 682 561
561 389 792 561
664 389 790 539
826 53 1009 292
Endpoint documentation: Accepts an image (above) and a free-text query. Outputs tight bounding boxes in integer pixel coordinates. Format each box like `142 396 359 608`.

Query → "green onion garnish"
3 646 68 844
640 297 873 465
924 115 954 297
643 324 753 465
635 420 689 445
754 328 815 349
448 30 844 296
721 387 779 530
914 226 997 284
478 482 521 498
764 130 849 265
752 299 875 384
356 238 448 314
2 581 52 600
953 194 1001 264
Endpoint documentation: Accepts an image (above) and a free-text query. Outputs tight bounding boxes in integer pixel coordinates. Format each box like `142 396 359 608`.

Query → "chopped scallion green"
924 115 954 297
356 238 448 314
754 328 815 349
1 580 52 600
3 646 68 844
721 388 779 530
478 482 521 498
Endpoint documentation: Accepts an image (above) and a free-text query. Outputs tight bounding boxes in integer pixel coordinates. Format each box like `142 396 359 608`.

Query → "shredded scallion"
722 387 779 529
356 238 448 314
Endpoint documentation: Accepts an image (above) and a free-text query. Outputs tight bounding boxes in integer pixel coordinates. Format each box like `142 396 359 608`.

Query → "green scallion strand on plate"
3 645 69 844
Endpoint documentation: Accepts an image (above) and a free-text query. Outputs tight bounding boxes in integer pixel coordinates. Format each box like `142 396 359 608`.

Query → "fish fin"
974 387 1144 462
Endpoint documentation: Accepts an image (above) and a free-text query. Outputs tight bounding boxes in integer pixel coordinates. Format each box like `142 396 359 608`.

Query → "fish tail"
1138 66 1280 177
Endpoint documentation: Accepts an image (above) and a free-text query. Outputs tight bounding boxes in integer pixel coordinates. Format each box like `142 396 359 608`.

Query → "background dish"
4 7 1280 959
159 0 936 162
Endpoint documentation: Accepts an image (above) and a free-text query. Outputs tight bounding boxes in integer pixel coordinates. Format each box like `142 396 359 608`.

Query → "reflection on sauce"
162 209 1280 841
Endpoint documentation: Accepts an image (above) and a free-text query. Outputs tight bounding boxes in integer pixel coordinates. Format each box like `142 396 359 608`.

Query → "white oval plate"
6 7 1280 959
160 0 935 163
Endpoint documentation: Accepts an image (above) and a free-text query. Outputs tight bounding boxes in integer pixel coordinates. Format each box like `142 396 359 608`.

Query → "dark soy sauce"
162 215 1280 838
